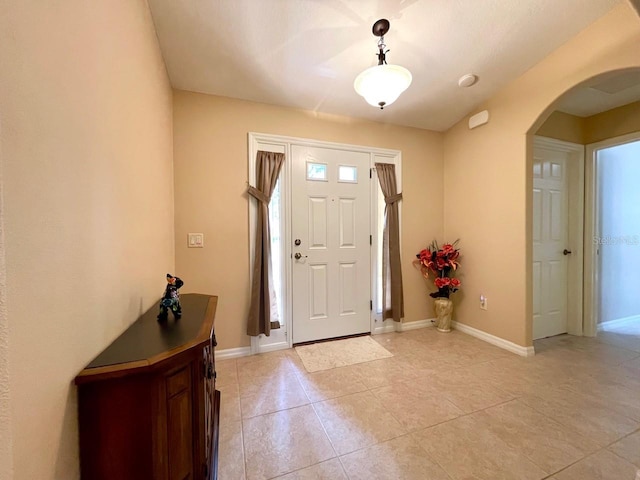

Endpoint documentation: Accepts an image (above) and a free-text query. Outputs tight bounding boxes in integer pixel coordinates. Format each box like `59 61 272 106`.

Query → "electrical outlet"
479 295 488 310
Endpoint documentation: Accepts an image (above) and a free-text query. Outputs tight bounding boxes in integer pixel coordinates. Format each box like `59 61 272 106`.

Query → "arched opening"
526 67 640 353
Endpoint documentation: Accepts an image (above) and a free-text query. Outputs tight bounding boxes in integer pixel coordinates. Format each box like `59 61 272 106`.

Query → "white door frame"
533 136 585 337
584 131 640 337
248 132 402 354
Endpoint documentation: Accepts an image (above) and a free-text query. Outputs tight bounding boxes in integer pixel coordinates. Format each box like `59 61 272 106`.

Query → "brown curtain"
376 163 404 322
247 151 285 336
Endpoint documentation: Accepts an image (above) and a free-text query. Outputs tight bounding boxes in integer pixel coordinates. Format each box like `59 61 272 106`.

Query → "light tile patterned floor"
216 323 640 480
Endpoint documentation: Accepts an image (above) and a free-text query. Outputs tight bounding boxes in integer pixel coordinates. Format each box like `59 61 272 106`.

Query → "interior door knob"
563 249 572 255
294 252 307 260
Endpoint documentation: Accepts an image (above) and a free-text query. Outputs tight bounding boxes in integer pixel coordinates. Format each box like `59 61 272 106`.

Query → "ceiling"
148 0 621 132
556 70 640 117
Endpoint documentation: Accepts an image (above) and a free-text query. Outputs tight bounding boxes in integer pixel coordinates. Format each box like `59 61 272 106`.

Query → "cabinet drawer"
166 367 191 397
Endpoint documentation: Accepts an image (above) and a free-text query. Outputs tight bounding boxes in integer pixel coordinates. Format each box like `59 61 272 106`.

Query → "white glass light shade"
354 64 412 108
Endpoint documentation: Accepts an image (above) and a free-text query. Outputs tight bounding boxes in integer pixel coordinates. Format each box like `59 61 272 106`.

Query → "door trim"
533 136 585 337
248 133 402 354
585 131 640 337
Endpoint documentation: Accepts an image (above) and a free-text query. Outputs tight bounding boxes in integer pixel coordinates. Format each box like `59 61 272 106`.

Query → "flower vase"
434 298 453 332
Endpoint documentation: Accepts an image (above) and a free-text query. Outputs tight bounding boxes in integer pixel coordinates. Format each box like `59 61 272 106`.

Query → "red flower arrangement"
414 240 461 298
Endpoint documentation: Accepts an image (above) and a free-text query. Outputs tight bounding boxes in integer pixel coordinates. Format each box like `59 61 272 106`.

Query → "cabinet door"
167 367 194 480
203 342 216 478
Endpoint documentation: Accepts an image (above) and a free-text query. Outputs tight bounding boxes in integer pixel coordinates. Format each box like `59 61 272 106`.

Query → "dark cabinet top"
76 293 217 384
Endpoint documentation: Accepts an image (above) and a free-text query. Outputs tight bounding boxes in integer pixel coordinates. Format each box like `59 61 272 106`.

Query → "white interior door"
533 146 571 339
291 145 371 343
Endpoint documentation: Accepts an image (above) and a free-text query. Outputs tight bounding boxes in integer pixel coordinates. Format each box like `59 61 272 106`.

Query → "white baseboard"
373 318 434 335
452 321 535 357
597 315 640 331
221 319 435 358
217 321 535 358
373 324 397 334
255 341 290 354
214 346 251 360
399 318 435 331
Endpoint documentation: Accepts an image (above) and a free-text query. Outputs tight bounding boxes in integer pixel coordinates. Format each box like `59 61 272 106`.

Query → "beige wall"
536 100 640 145
0 1 174 479
536 111 585 144
585 100 640 143
443 3 640 347
173 91 443 350
0 134 12 480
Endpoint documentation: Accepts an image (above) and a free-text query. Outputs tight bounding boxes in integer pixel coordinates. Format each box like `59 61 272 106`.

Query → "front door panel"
291 145 371 343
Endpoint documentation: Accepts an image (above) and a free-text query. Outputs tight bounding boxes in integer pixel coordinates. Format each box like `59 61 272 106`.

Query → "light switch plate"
188 233 204 248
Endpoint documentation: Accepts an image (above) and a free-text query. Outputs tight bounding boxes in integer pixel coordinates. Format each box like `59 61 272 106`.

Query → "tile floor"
216 322 640 480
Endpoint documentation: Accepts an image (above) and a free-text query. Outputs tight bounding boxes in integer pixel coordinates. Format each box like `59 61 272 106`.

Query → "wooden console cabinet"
75 294 219 480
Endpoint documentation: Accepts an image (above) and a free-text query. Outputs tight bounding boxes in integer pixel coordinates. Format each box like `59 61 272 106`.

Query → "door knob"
294 252 308 260
563 249 572 255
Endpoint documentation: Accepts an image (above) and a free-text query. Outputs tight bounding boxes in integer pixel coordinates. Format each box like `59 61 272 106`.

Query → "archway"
525 67 640 349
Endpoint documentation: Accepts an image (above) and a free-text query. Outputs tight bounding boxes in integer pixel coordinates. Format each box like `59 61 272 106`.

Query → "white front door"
532 146 570 339
291 145 371 343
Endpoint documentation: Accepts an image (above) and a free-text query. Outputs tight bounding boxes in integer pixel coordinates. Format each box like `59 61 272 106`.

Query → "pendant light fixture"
354 19 412 109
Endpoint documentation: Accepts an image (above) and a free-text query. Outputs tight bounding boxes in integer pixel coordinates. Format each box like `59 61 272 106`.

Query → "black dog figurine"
157 273 184 321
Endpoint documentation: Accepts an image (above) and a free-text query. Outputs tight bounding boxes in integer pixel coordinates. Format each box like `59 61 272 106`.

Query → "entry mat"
295 335 393 373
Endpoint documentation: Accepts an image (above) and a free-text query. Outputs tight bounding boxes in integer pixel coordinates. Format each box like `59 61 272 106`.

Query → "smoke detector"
458 74 478 88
